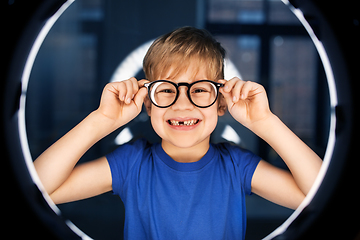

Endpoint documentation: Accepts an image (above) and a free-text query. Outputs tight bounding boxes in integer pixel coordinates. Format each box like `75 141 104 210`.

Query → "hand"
96 77 149 129
219 77 273 130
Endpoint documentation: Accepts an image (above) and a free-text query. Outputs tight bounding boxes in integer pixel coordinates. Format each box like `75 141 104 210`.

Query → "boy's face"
144 63 225 151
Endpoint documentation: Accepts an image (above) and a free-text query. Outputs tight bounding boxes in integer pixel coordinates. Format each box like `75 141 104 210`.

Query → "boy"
34 27 322 239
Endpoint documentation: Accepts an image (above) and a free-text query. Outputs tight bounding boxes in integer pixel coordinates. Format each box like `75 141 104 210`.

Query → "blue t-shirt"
106 139 261 240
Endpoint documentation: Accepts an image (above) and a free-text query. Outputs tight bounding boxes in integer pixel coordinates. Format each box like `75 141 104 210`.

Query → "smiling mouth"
167 119 200 126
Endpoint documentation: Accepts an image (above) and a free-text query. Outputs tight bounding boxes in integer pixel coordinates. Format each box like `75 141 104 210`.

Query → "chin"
163 134 211 149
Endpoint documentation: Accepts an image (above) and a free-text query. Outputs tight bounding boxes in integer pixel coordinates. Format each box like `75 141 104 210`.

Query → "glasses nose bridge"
176 82 191 91
175 82 191 98
172 82 193 109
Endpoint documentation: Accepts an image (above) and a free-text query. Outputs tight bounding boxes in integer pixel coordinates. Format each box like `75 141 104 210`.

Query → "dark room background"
25 0 330 239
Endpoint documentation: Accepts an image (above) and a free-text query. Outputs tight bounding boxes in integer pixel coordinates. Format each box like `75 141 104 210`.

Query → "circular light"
8 0 355 239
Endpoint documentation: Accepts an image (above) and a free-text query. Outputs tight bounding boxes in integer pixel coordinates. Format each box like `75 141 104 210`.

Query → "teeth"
169 119 198 126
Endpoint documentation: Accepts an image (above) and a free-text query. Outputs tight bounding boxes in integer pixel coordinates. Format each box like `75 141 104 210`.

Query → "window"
207 0 330 238
207 0 329 164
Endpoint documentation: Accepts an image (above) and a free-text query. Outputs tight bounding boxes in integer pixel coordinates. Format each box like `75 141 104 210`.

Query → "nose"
171 87 194 111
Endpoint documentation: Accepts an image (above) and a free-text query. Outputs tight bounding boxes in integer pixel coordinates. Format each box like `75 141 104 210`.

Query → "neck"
161 138 210 163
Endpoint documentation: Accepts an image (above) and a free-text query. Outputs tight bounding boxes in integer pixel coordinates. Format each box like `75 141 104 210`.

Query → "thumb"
133 87 148 108
219 88 234 107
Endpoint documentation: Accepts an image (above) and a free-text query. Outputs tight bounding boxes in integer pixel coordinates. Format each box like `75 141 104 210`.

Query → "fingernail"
241 94 245 99
233 96 237 102
126 98 131 104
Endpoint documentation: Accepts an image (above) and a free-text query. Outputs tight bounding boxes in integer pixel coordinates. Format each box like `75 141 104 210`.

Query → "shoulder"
214 142 261 178
107 138 151 159
106 138 152 171
214 142 261 195
214 142 261 164
106 138 153 195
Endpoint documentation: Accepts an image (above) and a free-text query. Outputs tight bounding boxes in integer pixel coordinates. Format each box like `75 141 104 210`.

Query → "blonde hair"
143 27 226 82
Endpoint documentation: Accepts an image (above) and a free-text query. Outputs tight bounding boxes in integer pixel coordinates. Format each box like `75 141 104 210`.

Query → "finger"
218 79 235 105
133 86 148 108
134 79 150 106
130 77 139 93
114 81 126 102
138 79 150 88
222 77 240 93
218 79 227 94
219 90 233 107
231 80 246 102
124 78 136 104
130 77 140 103
217 79 227 84
219 85 234 107
240 81 258 100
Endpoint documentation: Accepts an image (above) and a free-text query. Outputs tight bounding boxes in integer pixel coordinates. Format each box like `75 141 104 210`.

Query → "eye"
193 88 207 93
152 82 177 94
158 89 175 94
191 82 215 94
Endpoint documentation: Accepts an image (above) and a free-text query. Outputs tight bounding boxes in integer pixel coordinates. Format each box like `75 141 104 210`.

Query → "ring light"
2 0 359 239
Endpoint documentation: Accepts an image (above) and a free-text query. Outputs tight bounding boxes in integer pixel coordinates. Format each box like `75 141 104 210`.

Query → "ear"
217 93 227 116
144 96 152 116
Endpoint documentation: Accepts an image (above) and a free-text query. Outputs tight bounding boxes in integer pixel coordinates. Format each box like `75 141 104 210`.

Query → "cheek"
149 108 166 135
202 108 219 130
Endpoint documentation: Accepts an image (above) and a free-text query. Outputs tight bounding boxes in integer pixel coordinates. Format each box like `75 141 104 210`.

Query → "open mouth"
167 119 200 126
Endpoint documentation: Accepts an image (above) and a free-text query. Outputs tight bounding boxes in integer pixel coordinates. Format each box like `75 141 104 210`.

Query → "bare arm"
49 157 112 204
251 114 322 196
250 115 322 209
219 78 322 209
33 111 113 197
251 160 306 210
34 78 148 203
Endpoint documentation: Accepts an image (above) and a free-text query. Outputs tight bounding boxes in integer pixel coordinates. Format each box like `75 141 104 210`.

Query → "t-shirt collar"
154 143 215 172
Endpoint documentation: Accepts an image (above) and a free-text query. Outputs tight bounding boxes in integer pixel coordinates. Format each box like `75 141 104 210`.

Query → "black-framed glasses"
144 80 224 108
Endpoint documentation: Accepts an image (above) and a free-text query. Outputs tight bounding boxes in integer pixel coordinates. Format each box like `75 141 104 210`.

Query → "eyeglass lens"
148 81 218 108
